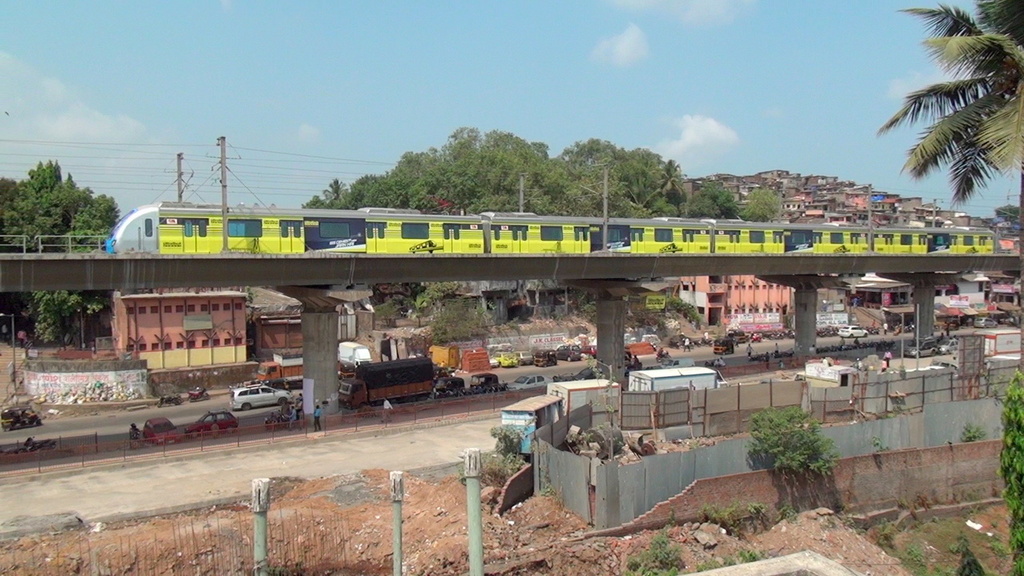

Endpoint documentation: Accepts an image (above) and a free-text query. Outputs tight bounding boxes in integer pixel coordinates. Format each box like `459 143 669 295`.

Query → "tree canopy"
684 182 740 219
741 188 782 222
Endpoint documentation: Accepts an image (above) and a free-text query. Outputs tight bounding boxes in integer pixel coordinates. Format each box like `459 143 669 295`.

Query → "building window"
138 307 146 315
163 342 171 350
201 339 209 347
127 306 135 314
187 341 196 349
200 305 209 312
175 305 184 313
211 304 220 311
234 337 243 345
127 343 136 351
176 341 185 349
187 305 195 312
213 338 221 346
234 302 243 310
150 306 158 314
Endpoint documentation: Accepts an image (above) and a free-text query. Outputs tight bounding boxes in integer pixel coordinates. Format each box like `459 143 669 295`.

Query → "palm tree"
659 159 686 216
878 0 1024 362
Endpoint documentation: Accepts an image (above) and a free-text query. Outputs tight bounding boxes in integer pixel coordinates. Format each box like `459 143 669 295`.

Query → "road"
3 330 945 446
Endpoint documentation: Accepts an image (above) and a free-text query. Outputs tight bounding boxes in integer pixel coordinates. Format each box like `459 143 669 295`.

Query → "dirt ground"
0 467 921 576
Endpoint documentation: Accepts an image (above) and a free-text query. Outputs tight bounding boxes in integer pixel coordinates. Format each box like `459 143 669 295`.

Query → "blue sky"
0 0 1016 217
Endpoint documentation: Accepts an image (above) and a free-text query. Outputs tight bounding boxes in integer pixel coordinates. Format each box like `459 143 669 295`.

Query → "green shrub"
625 530 682 576
490 425 524 458
747 406 838 475
959 423 986 443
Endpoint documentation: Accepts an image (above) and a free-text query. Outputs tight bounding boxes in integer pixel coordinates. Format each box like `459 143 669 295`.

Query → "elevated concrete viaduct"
2 252 1014 403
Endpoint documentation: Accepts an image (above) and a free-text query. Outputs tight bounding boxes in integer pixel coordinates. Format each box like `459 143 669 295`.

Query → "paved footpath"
0 417 499 534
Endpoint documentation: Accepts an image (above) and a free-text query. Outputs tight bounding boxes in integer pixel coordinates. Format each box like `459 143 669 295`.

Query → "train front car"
105 205 161 253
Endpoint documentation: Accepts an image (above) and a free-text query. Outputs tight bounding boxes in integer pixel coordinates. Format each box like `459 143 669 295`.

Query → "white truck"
546 379 619 425
976 328 1021 357
338 342 373 367
628 366 718 392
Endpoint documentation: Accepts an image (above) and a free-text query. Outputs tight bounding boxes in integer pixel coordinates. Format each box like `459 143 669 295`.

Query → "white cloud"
297 123 320 142
608 0 756 26
653 115 740 169
886 68 948 100
591 24 649 67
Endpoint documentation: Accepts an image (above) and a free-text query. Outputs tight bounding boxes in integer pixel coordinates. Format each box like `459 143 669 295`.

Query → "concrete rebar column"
301 310 340 413
596 296 627 383
464 448 484 576
391 471 404 576
252 478 271 576
912 285 937 337
793 288 818 356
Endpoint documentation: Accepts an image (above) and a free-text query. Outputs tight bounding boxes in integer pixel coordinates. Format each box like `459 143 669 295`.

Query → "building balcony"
708 283 728 294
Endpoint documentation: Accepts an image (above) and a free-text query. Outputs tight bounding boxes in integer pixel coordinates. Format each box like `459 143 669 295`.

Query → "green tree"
304 178 349 209
659 160 686 217
878 0 1024 367
429 298 489 344
741 188 783 222
684 182 739 219
1002 375 1024 576
747 406 839 476
28 290 107 346
955 535 986 576
6 161 119 244
997 203 1021 223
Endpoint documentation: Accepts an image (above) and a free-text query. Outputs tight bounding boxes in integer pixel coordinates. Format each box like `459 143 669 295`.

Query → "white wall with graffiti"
24 364 148 404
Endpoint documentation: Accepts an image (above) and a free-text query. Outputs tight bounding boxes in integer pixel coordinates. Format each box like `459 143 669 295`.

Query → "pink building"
112 289 248 369
678 275 792 328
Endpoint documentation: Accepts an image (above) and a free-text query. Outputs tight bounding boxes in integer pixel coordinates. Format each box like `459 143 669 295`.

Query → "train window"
443 224 461 240
144 219 153 238
654 229 673 243
540 226 563 241
851 233 861 243
512 225 529 241
574 226 589 241
492 229 501 241
228 219 263 238
280 221 302 238
900 234 913 246
319 222 351 238
630 229 644 242
401 223 430 239
607 228 625 243
184 219 208 238
830 232 843 244
683 230 696 242
963 235 975 246
749 231 765 243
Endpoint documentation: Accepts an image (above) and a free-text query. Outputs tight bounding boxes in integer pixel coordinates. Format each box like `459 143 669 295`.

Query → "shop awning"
997 302 1022 313
960 308 979 316
938 307 963 317
882 305 915 315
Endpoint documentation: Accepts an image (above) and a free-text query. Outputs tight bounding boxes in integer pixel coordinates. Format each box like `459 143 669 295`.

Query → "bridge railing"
0 235 29 254
34 235 106 253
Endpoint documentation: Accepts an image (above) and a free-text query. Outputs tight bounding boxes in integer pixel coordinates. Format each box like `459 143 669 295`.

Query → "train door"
573 226 590 253
181 218 209 253
442 223 463 253
279 220 303 254
688 228 712 253
364 221 385 253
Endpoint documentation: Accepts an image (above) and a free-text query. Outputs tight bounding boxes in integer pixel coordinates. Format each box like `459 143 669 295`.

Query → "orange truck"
254 354 353 390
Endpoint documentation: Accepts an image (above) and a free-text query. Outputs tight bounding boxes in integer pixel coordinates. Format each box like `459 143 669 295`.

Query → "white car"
230 384 292 411
837 325 868 339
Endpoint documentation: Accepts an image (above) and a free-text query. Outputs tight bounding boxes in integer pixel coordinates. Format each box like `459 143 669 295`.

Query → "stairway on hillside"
852 307 885 328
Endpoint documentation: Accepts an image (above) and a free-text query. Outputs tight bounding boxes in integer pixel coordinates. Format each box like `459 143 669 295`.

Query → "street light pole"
602 167 609 252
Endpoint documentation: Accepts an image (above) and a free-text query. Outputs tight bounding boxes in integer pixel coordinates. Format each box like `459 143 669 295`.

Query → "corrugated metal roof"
502 395 562 413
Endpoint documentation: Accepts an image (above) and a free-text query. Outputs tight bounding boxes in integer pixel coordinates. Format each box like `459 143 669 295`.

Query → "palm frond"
878 78 991 134
978 0 1024 46
903 5 983 38
978 92 1024 170
947 140 997 205
903 93 1003 177
925 34 1024 79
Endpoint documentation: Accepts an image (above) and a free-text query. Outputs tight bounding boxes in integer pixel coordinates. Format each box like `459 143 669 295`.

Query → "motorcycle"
158 394 183 407
22 437 57 452
187 387 210 402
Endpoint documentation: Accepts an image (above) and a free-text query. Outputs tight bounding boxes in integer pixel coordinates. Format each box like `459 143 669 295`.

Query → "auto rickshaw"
712 338 735 355
533 349 558 368
1 406 42 432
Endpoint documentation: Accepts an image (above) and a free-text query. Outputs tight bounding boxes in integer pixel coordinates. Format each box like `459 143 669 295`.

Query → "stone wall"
588 439 1001 537
148 362 257 394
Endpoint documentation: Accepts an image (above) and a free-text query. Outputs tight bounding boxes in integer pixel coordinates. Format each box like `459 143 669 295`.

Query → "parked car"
184 410 239 436
837 325 868 339
555 344 583 362
552 367 598 382
510 374 547 389
533 349 558 367
580 345 597 358
142 417 182 445
938 338 959 355
906 337 939 358
230 384 292 411
974 317 998 329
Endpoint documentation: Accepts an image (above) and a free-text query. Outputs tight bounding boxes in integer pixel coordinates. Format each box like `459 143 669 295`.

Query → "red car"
142 417 182 445
184 410 239 436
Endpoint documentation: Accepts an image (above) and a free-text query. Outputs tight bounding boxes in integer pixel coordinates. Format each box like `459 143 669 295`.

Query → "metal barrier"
0 389 538 476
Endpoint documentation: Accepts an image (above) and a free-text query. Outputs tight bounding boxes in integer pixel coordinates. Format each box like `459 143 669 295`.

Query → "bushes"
624 530 682 576
747 406 838 476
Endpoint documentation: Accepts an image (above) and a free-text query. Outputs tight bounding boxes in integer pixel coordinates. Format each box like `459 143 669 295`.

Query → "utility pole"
602 167 609 251
518 173 525 212
866 188 874 252
176 153 184 203
218 136 228 252
933 198 939 228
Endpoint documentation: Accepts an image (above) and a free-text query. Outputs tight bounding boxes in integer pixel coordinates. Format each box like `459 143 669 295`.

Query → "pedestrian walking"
774 342 779 355
382 398 393 424
883 322 889 336
313 402 323 432
746 343 753 358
